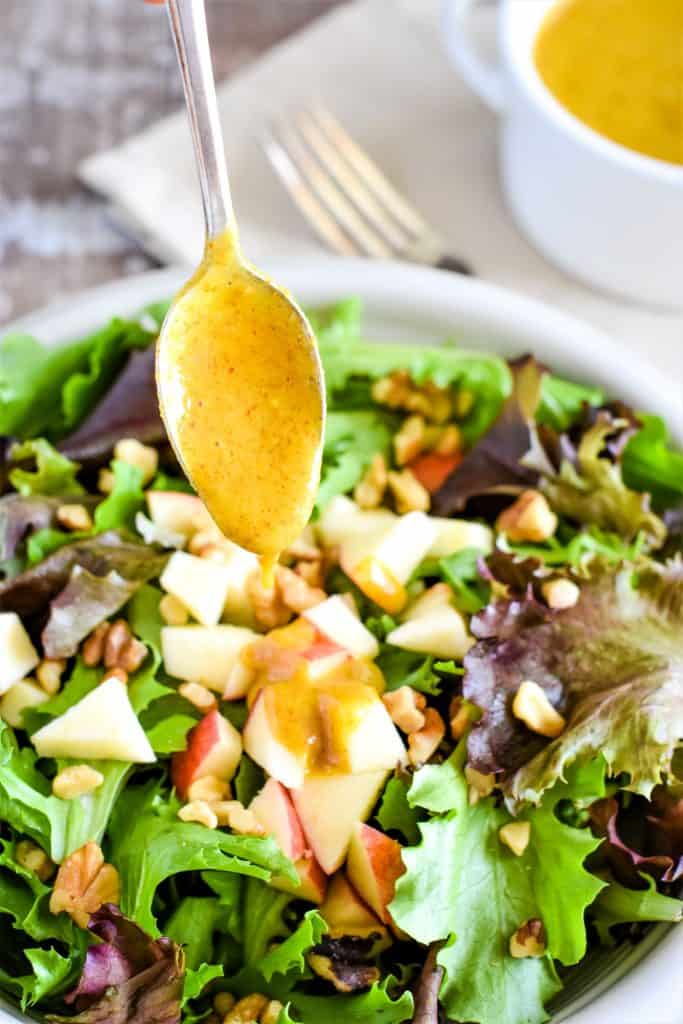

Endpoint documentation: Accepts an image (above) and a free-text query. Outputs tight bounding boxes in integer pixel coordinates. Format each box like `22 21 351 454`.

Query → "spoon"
157 0 325 569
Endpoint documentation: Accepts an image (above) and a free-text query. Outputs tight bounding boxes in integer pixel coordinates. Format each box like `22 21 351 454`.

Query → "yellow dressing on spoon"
157 1 325 568
157 229 324 565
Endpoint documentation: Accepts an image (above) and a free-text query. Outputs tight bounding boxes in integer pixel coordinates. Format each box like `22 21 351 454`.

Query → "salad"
0 297 681 1024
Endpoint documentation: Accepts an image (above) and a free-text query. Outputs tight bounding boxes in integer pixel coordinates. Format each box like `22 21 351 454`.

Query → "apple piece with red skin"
304 595 379 660
291 770 388 875
171 709 242 799
249 778 306 861
271 854 328 904
320 873 391 950
243 689 306 789
346 822 405 924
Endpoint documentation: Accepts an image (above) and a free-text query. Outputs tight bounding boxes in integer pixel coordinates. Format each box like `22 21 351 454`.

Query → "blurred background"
0 0 344 324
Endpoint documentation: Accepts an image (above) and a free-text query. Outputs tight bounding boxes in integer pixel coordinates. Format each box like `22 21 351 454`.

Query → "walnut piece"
407 708 446 766
50 841 120 929
509 918 546 958
353 453 388 509
383 686 426 734
387 468 430 514
497 490 558 543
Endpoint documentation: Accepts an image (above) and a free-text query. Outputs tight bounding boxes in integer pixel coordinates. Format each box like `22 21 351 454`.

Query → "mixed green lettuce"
0 297 681 1024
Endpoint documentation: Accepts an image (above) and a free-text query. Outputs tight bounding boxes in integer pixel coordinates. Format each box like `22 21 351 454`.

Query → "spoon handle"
166 0 235 241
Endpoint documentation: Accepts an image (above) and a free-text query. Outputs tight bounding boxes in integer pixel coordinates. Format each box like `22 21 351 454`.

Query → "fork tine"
262 130 361 258
275 121 394 260
296 110 409 252
311 104 431 238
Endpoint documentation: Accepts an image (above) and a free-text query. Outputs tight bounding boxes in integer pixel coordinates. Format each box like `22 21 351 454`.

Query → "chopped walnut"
387 469 430 514
465 765 496 805
261 1000 284 1024
294 558 326 589
15 839 55 882
53 765 104 800
247 570 292 631
276 565 326 613
512 680 566 738
223 994 269 1024
36 658 66 696
353 453 388 509
433 423 463 456
113 438 158 484
497 490 558 543
187 775 231 803
449 696 473 740
178 681 217 713
372 371 453 423
103 619 132 668
509 919 546 958
383 686 427 734
56 503 93 532
394 415 426 466
407 708 445 766
82 623 109 667
178 800 218 830
50 842 120 929
213 800 265 836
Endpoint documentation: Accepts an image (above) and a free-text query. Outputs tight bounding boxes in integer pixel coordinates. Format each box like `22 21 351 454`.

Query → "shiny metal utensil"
264 104 473 274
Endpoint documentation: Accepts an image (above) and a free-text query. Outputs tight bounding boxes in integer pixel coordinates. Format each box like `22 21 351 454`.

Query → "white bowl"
443 0 683 311
2 260 681 1024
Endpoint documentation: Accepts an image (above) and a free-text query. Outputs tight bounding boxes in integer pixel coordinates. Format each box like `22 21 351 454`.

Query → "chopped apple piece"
171 709 242 798
341 512 437 613
146 491 212 538
161 625 257 692
243 690 306 789
0 679 49 728
160 551 235 626
317 496 394 548
271 855 328 904
346 823 405 923
428 517 493 559
249 779 306 861
319 695 406 774
291 770 388 874
32 678 155 763
304 596 379 660
320 873 390 948
402 582 452 620
387 604 473 660
0 613 40 696
304 648 349 680
220 545 260 627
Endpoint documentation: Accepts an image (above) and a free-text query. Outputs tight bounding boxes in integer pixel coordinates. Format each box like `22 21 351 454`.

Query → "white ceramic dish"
2 261 681 1024
443 0 683 312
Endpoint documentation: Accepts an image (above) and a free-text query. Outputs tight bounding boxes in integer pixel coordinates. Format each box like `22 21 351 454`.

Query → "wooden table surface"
0 0 344 327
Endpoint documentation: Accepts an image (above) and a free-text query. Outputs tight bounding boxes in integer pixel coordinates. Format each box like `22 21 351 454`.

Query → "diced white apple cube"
146 491 213 538
0 679 49 728
291 770 388 874
334 698 406 774
304 650 349 680
304 596 379 659
220 544 260 627
161 625 257 692
249 779 307 861
32 678 156 763
160 551 233 626
317 496 394 548
372 513 438 584
243 689 306 789
403 583 452 620
387 606 473 660
428 518 493 559
0 613 40 696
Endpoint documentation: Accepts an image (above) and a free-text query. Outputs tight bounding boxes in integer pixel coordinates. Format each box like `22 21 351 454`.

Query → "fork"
263 105 473 275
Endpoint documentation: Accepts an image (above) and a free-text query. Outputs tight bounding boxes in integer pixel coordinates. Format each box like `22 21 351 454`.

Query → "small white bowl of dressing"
443 0 683 311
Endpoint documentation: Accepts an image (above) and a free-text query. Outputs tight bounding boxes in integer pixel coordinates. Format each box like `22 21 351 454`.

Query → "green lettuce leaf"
591 875 683 942
165 897 224 971
623 413 683 509
9 440 84 497
0 335 92 440
465 562 683 804
316 411 393 513
109 786 296 935
391 748 562 1024
536 375 604 432
376 776 421 845
256 910 326 983
94 459 145 533
279 976 413 1024
541 417 666 547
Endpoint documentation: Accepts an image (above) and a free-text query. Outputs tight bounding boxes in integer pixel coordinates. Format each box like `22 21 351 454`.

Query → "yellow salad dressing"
157 229 324 570
535 0 683 165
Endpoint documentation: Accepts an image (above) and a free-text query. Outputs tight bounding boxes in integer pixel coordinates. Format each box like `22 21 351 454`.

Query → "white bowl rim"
2 257 681 1024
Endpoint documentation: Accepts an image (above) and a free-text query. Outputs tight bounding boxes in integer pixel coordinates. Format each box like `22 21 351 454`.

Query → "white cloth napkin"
79 0 682 378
